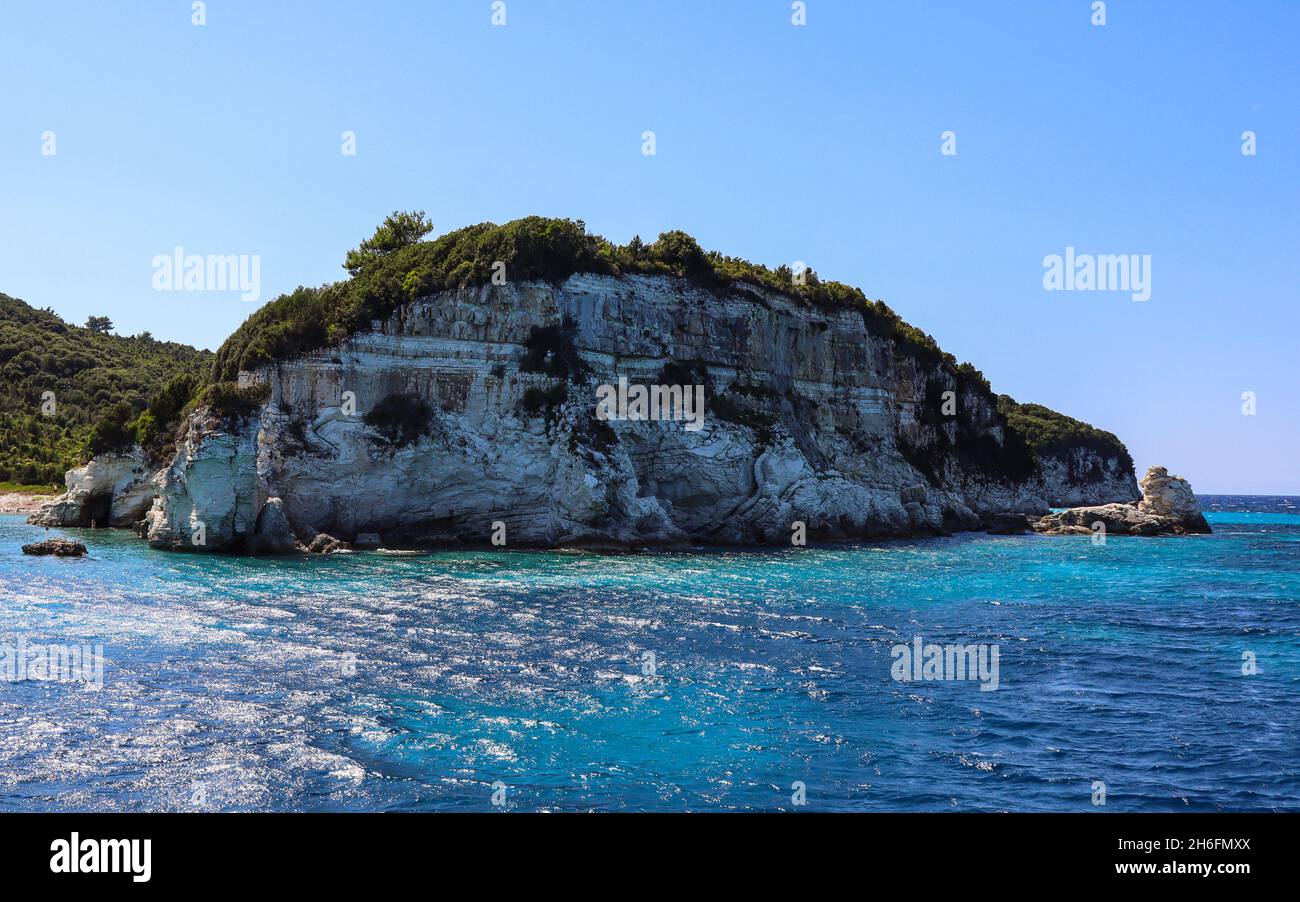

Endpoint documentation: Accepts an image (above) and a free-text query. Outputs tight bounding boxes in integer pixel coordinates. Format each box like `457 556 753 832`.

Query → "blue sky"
2 1 1296 493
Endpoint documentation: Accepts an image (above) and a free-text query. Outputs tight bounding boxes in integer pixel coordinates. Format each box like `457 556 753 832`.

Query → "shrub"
647 230 713 282
363 393 433 447
87 401 138 456
658 359 709 388
344 210 435 276
520 383 568 418
520 318 589 380
198 381 271 423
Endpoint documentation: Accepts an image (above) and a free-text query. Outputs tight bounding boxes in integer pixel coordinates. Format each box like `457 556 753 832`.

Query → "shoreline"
4 512 1017 554
8 493 1286 556
0 516 1223 558
0 491 55 515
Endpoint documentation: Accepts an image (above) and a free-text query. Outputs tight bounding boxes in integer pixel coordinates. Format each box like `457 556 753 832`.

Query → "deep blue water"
1 496 1297 812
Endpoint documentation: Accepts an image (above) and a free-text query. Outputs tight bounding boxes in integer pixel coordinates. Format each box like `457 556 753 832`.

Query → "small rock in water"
22 538 88 557
986 512 1032 535
306 533 352 554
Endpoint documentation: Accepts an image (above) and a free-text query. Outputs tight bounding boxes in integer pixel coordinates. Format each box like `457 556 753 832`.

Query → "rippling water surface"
2 497 1297 811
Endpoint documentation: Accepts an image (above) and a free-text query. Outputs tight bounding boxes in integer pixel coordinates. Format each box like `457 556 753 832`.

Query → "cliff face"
1037 447 1138 508
28 449 154 528
133 273 1137 551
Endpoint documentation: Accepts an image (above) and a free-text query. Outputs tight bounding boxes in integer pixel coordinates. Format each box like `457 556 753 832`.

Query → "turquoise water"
1 498 1297 811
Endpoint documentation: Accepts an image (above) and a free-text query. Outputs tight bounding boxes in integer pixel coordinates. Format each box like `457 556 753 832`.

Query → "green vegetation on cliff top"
212 213 967 385
0 293 211 487
996 397 1134 472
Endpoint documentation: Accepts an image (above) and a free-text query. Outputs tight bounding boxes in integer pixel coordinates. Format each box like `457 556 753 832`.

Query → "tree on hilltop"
344 210 434 275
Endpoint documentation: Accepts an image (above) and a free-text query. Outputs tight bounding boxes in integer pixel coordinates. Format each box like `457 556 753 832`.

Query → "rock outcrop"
28 449 155 528
141 429 259 551
1032 466 1211 536
305 533 351 554
134 273 1140 552
22 538 87 557
986 512 1033 535
1136 466 1207 523
246 497 296 554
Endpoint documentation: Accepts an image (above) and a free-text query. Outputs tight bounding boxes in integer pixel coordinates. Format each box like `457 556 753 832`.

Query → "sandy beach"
0 492 50 515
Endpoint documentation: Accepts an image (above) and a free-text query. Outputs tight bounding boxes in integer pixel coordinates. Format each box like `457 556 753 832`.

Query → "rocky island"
1032 466 1211 536
30 215 1145 553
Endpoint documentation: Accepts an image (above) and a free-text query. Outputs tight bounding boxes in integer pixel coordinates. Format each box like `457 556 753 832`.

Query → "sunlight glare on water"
1 499 1297 811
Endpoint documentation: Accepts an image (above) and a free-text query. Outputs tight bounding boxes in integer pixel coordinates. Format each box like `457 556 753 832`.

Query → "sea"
1 495 1296 811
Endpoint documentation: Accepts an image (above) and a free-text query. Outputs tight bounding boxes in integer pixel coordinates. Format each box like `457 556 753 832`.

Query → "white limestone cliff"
27 449 155 528
1037 445 1139 508
1137 466 1205 520
127 273 1139 552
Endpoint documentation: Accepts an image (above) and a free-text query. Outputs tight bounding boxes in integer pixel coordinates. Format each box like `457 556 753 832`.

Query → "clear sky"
2 1 1296 493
